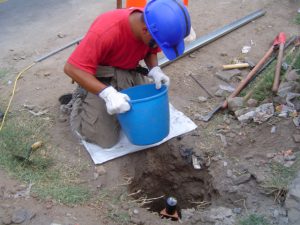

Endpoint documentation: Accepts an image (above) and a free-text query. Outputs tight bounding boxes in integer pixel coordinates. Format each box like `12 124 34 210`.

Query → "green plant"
239 214 270 225
261 158 300 203
295 14 300 24
241 46 300 102
0 112 91 205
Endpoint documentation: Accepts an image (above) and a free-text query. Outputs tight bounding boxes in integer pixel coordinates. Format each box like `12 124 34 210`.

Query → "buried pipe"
158 9 266 68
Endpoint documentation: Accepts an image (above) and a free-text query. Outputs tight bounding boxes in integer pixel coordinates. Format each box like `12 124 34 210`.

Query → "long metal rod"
35 36 83 62
159 9 266 68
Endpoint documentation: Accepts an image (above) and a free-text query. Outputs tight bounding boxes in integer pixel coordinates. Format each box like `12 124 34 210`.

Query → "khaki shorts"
70 66 149 148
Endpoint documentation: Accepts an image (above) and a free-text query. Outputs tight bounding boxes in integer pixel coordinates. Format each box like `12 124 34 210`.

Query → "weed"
241 46 300 102
107 209 131 225
0 67 12 84
0 112 91 205
239 214 270 225
251 61 276 101
34 184 91 205
295 14 300 25
261 157 300 203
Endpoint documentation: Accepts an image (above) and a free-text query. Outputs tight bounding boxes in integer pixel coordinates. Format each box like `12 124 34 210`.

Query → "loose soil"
0 0 300 224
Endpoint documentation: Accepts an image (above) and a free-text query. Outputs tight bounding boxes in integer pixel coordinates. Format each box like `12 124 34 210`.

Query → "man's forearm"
144 53 158 70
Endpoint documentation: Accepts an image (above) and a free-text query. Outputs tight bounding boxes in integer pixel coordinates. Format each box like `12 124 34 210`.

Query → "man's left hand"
148 66 170 89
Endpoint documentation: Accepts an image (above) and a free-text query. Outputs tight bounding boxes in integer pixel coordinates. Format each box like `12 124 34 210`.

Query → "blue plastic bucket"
117 84 170 145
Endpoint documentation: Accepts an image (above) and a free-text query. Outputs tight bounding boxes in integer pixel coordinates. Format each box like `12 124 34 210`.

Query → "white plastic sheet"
82 104 197 164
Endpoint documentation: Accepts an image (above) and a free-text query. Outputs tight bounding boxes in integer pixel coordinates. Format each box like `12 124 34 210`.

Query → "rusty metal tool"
250 35 297 82
272 32 286 93
189 74 214 98
198 33 284 122
244 35 297 101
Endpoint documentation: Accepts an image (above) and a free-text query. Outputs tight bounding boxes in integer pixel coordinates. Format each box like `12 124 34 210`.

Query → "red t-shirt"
67 7 159 75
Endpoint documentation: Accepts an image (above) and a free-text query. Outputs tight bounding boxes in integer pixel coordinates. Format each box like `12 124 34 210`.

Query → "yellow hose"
0 62 36 132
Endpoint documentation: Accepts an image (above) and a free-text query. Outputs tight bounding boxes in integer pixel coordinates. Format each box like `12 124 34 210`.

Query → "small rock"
278 81 300 98
216 133 228 147
197 96 208 102
95 165 106 176
228 186 238 193
234 107 255 117
215 69 241 82
58 114 67 123
57 33 66 38
247 98 258 107
267 152 276 159
226 169 233 178
46 202 53 209
237 111 256 123
228 97 244 112
253 103 274 124
278 216 289 225
133 209 139 215
189 53 196 58
219 84 235 93
273 209 280 218
252 172 266 183
233 208 242 214
284 155 296 161
293 135 300 143
284 161 295 167
220 52 228 57
271 126 276 134
130 217 144 225
215 89 230 97
233 173 251 185
244 154 253 160
286 70 300 81
12 209 27 224
181 208 196 221
242 45 251 54
2 215 12 225
93 172 99 180
293 117 300 127
206 65 214 70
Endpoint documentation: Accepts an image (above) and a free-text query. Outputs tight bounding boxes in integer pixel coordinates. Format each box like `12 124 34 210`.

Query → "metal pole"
35 36 83 63
159 9 266 68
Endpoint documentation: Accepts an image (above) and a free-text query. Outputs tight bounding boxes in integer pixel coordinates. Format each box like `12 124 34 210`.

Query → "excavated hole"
129 142 219 215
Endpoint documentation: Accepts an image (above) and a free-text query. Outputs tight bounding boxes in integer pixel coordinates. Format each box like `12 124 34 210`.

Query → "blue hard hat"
144 0 191 60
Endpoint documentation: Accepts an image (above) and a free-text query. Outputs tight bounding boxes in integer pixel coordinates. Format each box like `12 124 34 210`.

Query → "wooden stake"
117 0 122 9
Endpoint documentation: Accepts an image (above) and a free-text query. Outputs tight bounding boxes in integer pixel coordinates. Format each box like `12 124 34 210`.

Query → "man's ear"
142 26 148 35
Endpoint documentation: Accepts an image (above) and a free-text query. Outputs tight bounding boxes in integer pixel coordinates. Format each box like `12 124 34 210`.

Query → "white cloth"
82 104 197 164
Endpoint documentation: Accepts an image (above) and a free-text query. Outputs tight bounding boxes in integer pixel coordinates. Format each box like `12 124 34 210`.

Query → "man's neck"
129 11 143 40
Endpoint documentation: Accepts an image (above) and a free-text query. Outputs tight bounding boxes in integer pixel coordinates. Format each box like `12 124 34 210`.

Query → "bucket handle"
128 100 133 112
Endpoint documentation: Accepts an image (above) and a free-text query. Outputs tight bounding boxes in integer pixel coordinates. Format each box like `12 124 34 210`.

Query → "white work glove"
148 66 170 89
98 86 130 115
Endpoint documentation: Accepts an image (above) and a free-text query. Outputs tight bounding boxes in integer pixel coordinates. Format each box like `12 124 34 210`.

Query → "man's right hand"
99 86 130 115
